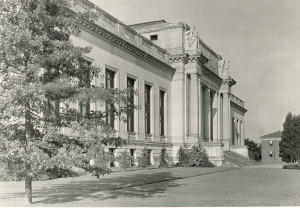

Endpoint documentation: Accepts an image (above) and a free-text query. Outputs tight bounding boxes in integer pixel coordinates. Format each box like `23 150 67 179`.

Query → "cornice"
230 101 248 113
65 8 176 76
222 77 237 87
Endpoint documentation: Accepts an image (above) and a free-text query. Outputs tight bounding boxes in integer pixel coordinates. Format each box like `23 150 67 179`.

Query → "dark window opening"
106 69 115 128
130 149 135 166
109 148 115 167
79 59 92 117
160 90 165 136
145 84 151 134
127 77 135 132
150 34 158 41
80 100 90 117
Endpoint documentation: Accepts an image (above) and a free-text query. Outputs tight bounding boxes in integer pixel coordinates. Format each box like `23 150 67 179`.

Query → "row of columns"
188 73 225 143
232 118 244 146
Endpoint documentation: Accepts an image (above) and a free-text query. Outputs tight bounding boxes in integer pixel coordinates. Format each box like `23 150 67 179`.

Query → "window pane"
106 69 115 128
145 84 151 134
127 77 135 132
160 90 165 136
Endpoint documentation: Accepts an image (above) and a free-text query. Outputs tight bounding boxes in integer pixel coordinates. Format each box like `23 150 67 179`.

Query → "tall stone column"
222 93 230 143
241 121 244 145
198 79 203 140
238 120 241 145
212 92 218 142
233 119 238 146
188 73 199 143
204 87 211 141
217 93 222 141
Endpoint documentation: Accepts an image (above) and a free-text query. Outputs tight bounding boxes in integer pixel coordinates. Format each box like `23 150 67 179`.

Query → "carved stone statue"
218 59 230 75
185 27 199 50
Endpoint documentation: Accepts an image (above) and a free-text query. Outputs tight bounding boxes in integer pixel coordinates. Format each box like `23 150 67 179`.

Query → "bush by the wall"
138 147 151 168
282 162 300 170
159 147 169 168
117 150 133 171
177 143 215 167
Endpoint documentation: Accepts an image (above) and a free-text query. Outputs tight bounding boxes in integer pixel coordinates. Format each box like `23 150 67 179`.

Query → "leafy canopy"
280 112 300 163
0 0 135 181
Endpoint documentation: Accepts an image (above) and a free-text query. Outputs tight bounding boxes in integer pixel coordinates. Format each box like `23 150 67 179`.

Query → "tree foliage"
280 112 300 163
244 139 261 161
0 0 135 202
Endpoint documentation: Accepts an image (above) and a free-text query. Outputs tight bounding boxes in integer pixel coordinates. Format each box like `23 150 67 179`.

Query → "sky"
90 0 300 143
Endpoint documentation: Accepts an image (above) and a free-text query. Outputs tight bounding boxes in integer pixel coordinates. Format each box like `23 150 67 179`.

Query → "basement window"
150 34 158 41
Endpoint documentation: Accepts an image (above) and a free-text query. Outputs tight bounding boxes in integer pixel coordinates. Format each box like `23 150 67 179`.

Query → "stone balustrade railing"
230 94 245 107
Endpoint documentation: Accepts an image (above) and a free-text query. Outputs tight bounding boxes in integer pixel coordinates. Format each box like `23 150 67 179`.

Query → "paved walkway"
0 166 299 207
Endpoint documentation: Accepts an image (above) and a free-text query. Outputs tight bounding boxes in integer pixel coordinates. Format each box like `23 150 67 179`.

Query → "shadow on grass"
1 171 183 205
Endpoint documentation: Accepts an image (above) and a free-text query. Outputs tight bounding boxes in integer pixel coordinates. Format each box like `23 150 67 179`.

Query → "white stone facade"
68 0 248 167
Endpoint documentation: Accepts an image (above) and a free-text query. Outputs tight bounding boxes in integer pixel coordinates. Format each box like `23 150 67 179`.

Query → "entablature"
67 0 175 75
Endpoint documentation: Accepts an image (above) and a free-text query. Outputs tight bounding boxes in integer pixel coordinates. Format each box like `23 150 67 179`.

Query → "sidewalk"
0 166 237 207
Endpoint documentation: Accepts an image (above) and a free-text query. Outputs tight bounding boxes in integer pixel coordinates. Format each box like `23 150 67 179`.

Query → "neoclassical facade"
69 0 247 166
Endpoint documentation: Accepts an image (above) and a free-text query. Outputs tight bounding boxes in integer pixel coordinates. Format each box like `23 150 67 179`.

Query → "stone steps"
224 151 260 167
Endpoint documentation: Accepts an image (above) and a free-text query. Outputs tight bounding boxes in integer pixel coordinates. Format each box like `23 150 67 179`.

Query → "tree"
0 0 134 203
280 112 300 163
244 139 261 161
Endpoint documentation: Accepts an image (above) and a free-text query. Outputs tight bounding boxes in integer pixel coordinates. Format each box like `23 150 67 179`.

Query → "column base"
222 139 230 151
200 142 224 167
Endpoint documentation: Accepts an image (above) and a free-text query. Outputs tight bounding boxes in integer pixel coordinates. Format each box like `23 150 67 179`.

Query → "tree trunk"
24 104 32 204
25 175 32 204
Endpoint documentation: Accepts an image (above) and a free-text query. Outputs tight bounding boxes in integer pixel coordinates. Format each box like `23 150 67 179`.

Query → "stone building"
68 0 248 166
260 131 282 163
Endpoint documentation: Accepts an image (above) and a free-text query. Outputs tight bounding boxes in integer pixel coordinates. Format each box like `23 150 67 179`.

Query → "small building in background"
260 131 282 163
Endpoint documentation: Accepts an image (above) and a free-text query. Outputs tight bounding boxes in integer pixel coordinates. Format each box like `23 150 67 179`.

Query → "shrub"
117 150 133 171
159 147 169 168
177 144 190 167
138 147 151 168
177 143 215 167
282 162 300 170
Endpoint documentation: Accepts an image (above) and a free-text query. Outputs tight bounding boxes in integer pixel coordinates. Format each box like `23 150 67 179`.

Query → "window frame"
105 68 117 128
78 58 93 118
159 89 166 136
144 83 152 135
127 76 135 132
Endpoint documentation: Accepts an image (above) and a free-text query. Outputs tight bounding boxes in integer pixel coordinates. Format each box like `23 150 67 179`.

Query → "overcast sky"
90 0 300 142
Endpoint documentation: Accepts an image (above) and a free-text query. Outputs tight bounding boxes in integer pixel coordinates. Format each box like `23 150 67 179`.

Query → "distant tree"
0 0 134 203
244 139 261 161
280 112 300 163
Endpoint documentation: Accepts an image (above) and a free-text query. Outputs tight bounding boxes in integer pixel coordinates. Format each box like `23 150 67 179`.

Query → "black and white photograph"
0 0 299 207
